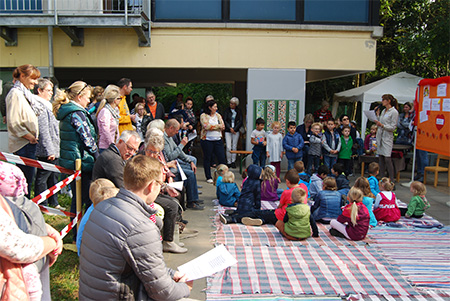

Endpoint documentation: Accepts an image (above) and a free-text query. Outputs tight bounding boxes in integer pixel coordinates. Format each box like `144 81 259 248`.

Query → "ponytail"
347 187 364 226
350 202 358 226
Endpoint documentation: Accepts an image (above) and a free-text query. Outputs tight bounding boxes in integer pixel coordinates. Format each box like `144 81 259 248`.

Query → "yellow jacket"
118 96 133 134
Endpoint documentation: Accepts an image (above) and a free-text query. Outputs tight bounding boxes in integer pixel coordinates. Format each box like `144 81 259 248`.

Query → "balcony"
0 0 151 46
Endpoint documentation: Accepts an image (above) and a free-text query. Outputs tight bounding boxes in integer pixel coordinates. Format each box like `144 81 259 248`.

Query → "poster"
415 76 450 156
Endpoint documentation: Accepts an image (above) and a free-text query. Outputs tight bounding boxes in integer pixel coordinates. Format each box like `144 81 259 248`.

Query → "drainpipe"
48 26 54 78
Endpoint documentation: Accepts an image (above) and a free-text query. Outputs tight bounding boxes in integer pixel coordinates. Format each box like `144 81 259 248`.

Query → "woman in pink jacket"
96 85 121 152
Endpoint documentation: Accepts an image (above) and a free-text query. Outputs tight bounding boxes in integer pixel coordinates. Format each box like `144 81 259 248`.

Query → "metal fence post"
75 158 82 230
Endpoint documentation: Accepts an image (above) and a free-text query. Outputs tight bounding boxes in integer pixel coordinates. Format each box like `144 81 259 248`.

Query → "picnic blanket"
213 215 372 247
207 245 419 298
368 226 450 292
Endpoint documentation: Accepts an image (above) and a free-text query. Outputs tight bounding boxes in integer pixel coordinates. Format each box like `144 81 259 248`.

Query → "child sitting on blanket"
353 176 378 227
276 187 318 240
295 161 311 193
367 162 380 196
310 177 343 224
331 163 350 196
329 187 370 241
261 165 282 202
309 164 329 201
219 164 262 224
400 181 430 218
217 171 241 207
214 164 229 198
373 177 400 223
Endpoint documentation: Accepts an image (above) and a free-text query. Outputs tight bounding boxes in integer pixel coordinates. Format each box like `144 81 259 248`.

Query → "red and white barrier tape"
39 205 76 218
32 171 80 205
0 152 75 175
59 212 81 239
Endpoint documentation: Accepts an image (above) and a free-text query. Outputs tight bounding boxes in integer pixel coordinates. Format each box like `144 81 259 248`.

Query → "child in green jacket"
400 181 430 218
338 125 354 176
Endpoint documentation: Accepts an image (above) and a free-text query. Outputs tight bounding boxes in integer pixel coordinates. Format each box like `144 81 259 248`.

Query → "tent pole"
401 128 417 187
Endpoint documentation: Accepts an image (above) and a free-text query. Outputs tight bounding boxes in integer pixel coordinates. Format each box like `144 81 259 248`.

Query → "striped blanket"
208 245 419 298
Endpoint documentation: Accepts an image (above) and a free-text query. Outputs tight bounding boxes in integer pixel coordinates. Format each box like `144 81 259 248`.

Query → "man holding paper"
79 155 193 300
164 118 204 210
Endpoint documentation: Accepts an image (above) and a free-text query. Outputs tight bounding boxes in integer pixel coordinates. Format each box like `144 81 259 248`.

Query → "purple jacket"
261 178 279 202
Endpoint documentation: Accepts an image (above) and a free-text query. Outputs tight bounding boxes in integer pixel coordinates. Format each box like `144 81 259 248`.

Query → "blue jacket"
333 174 350 191
283 132 304 160
368 176 380 196
309 174 323 201
298 172 311 194
217 182 241 207
362 196 378 227
236 164 262 214
311 190 343 221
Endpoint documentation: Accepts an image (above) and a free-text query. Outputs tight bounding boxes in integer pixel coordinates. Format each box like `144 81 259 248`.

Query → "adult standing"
200 100 227 183
396 102 413 145
313 100 333 123
223 97 243 168
145 89 165 120
54 81 99 242
6 64 41 198
337 114 357 142
34 79 62 208
117 78 135 135
296 113 314 169
96 85 121 152
375 94 399 182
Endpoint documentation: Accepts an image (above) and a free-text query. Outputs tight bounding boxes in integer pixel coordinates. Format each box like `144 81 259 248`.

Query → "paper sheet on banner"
419 111 428 123
431 99 441 111
178 244 237 281
363 110 378 122
176 161 187 181
443 99 450 112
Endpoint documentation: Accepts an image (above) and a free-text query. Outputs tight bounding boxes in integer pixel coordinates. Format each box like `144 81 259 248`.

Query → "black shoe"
329 228 346 238
186 203 204 210
231 162 236 169
195 200 204 204
197 185 203 189
198 190 202 195
224 209 236 215
219 213 233 224
181 219 188 224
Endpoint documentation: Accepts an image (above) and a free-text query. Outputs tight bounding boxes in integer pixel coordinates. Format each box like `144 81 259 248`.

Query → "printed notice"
419 110 428 123
443 99 450 112
178 244 237 281
431 99 441 111
437 83 447 97
364 110 378 122
436 118 444 126
423 98 431 111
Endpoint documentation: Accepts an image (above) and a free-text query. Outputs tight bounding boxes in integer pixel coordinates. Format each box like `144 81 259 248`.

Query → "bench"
230 150 253 174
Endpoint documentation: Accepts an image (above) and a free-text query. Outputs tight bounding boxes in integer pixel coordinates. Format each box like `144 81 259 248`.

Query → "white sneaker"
163 241 188 253
242 217 263 226
206 179 213 184
177 242 185 247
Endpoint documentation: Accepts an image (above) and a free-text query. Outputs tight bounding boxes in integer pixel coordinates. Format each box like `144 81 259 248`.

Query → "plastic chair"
423 154 450 187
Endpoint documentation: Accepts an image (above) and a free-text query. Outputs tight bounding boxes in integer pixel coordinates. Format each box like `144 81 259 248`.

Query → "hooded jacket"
217 182 241 207
284 203 311 239
283 132 304 160
236 165 262 214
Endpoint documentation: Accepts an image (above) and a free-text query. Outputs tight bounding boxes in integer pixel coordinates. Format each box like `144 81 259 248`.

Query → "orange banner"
415 76 450 156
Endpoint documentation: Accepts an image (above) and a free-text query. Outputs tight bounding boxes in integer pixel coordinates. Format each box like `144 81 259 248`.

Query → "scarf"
105 103 120 125
13 81 44 116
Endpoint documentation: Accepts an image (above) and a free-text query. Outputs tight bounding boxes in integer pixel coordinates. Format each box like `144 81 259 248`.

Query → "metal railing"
0 0 145 15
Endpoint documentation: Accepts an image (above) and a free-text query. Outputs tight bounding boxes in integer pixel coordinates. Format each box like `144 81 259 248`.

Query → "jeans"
14 143 37 198
201 139 226 180
252 145 266 167
70 170 92 242
155 194 180 242
416 149 429 175
287 157 301 171
176 161 199 204
225 131 239 164
34 157 59 206
323 155 337 172
307 155 320 175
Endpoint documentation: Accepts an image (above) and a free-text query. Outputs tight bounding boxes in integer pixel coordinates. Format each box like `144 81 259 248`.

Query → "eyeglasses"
44 88 53 93
342 118 349 121
124 141 138 153
77 83 88 95
146 149 160 156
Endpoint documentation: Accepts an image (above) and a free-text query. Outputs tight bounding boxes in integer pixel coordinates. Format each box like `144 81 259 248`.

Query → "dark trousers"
307 154 321 175
338 158 353 176
201 139 226 180
14 143 37 198
70 170 92 242
252 145 266 167
155 194 180 242
34 157 59 206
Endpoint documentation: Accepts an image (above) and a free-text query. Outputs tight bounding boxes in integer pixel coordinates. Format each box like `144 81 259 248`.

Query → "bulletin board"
415 76 450 156
254 100 299 134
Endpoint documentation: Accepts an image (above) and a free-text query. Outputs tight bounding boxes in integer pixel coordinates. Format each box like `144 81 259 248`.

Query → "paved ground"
163 159 450 301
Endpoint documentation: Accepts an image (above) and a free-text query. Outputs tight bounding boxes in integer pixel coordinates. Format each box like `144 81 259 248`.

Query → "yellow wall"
0 27 376 71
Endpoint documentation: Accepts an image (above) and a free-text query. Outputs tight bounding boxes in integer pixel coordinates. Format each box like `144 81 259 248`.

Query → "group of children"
218 159 431 242
250 118 360 178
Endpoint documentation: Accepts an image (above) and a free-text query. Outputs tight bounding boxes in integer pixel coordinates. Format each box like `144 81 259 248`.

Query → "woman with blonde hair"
54 80 99 242
6 64 41 197
329 187 370 241
96 84 121 152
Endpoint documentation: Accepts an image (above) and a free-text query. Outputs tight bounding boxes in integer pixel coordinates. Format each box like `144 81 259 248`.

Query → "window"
154 0 221 20
229 0 296 21
304 0 369 23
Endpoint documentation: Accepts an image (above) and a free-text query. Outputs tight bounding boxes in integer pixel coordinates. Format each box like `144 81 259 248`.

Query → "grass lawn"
44 193 80 300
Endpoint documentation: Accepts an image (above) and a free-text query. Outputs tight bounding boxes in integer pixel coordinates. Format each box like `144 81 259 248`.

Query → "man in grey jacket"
79 155 192 300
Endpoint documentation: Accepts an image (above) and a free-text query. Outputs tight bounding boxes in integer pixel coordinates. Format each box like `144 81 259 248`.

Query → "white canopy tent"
332 72 422 135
